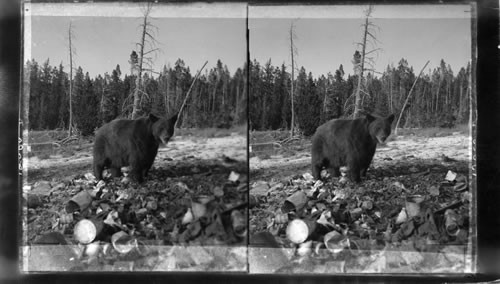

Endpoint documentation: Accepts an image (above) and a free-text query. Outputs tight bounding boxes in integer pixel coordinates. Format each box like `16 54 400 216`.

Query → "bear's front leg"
129 168 144 183
328 167 341 177
360 168 368 178
94 162 104 180
129 156 145 183
348 158 362 183
142 168 149 178
109 167 121 178
312 163 322 180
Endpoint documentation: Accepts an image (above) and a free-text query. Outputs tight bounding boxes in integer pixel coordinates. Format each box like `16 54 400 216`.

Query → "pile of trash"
24 159 248 272
249 166 472 273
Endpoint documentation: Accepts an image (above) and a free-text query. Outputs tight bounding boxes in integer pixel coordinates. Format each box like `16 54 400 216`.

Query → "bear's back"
315 118 369 142
97 117 149 138
95 117 157 164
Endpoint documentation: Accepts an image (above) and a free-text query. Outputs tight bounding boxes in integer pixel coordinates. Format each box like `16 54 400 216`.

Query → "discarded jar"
66 190 93 213
405 195 424 218
85 241 101 258
324 230 349 254
286 219 316 244
297 240 313 256
282 190 308 213
111 231 137 254
231 210 247 238
444 209 460 235
274 212 289 224
349 208 363 220
74 219 103 244
361 200 373 210
453 182 468 192
59 212 74 224
395 208 408 225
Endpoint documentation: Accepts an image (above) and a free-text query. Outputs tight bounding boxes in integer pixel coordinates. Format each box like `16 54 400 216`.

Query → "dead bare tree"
289 21 298 137
394 60 430 135
174 61 208 129
352 5 382 118
67 21 75 136
131 2 160 119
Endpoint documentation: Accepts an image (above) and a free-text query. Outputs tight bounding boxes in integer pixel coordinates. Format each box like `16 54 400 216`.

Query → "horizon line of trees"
25 55 471 138
249 57 471 136
25 58 247 136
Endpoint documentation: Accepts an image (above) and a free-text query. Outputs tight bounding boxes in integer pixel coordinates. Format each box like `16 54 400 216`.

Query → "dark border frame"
1 0 499 282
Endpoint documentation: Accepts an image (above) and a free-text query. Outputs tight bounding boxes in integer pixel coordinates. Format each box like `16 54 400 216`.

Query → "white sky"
25 2 247 77
24 3 472 78
249 4 472 76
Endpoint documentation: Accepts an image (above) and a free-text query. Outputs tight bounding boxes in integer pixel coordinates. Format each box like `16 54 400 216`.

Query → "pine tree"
38 59 53 129
27 59 41 130
249 59 262 130
295 68 322 136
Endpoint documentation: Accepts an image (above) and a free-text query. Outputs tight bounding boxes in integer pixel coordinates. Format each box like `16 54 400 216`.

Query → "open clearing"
250 133 470 181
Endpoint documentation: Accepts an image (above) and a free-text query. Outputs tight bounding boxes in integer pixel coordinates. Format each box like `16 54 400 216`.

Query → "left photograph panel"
21 2 248 272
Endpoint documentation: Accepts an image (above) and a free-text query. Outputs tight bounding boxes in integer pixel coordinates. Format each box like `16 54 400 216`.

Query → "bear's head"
366 113 395 144
150 113 178 145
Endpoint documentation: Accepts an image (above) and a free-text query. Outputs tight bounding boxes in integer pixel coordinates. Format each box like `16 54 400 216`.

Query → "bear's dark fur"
93 113 178 183
311 113 395 182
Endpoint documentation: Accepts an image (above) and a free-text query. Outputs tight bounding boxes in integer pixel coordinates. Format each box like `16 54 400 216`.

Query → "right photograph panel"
248 4 476 274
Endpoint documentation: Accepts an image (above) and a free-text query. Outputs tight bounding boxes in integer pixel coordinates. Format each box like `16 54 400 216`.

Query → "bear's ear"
387 114 395 124
148 113 160 123
169 113 178 124
365 113 376 123
358 109 369 116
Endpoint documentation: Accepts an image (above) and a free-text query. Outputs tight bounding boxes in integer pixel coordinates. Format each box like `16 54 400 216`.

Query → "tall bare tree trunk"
445 80 451 106
131 3 156 119
68 22 74 136
212 86 217 113
394 60 429 135
131 14 148 119
353 16 369 119
389 73 393 113
164 88 168 115
174 61 208 129
458 79 464 121
435 78 441 113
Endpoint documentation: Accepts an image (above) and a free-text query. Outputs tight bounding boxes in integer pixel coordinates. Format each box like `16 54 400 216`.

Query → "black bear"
93 113 178 182
311 113 395 182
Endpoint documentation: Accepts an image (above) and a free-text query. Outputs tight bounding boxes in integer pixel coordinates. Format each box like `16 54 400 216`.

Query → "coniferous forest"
26 56 470 138
249 58 471 136
25 58 247 136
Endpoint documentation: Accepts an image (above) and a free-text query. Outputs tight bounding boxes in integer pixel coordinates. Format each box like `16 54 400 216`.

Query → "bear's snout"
160 136 171 145
377 135 388 143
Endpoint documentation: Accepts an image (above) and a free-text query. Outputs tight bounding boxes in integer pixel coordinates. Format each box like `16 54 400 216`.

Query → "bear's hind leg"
312 157 329 180
94 161 104 180
350 167 362 183
312 163 322 180
135 170 145 183
360 168 367 178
